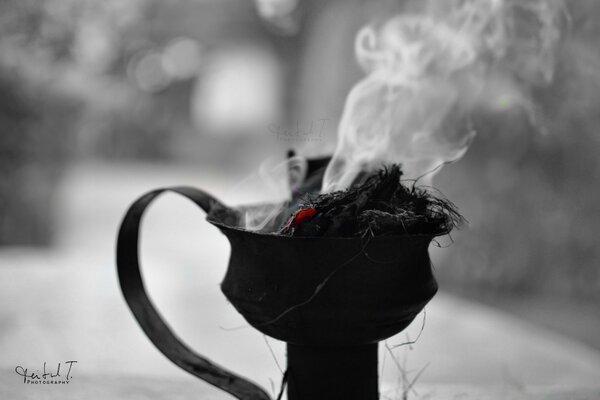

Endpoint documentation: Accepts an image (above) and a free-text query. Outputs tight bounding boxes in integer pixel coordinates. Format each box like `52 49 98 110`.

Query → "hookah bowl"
116 168 438 400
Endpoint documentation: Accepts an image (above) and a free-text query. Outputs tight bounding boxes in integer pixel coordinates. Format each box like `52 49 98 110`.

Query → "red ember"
293 207 317 225
280 207 317 234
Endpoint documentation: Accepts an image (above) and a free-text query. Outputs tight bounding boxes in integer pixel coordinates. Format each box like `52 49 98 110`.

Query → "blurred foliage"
0 0 148 244
0 71 79 245
0 0 277 245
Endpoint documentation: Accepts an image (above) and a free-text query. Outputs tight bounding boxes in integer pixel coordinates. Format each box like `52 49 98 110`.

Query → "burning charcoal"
280 164 463 238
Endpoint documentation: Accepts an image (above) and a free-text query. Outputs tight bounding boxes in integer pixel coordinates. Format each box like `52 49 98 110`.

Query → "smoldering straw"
280 164 464 238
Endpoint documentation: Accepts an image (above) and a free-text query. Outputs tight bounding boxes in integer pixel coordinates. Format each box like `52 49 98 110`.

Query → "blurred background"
1 0 600 397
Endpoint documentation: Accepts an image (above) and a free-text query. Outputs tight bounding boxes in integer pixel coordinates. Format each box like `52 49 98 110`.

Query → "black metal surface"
287 343 378 400
218 224 437 346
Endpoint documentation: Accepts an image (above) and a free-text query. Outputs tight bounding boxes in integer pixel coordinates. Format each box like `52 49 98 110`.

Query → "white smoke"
233 155 307 231
322 0 566 192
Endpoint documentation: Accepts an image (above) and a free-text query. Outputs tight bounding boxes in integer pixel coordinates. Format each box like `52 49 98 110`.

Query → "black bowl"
215 216 437 346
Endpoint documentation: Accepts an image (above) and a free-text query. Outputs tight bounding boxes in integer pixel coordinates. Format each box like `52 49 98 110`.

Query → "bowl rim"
207 215 444 243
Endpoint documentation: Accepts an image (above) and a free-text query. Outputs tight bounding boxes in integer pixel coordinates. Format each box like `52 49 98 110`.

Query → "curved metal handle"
116 186 271 400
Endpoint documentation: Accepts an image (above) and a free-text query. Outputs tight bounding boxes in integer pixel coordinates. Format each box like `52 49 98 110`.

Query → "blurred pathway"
1 162 600 399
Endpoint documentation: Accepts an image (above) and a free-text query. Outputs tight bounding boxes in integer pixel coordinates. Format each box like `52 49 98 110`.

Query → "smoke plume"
322 0 566 192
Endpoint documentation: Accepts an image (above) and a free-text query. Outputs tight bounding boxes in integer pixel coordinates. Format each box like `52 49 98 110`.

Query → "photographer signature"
14 361 77 384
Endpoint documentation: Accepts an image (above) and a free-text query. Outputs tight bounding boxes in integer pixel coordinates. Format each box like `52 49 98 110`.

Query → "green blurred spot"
497 96 512 109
